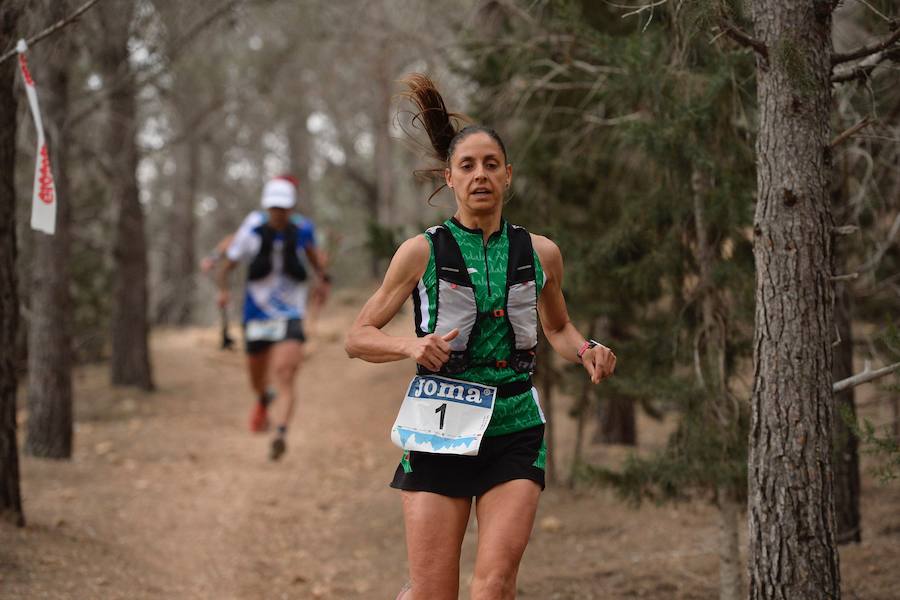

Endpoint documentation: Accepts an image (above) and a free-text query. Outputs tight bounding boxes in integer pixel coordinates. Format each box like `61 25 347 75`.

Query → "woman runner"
345 74 616 599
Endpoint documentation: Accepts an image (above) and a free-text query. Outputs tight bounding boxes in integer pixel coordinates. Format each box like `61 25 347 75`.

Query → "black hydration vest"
247 223 308 282
418 222 539 376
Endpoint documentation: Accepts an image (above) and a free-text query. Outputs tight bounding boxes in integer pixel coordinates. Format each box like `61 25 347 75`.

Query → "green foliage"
459 0 758 504
841 403 900 484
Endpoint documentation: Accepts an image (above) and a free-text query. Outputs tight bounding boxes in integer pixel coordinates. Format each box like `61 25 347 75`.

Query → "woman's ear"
506 164 513 188
445 166 453 189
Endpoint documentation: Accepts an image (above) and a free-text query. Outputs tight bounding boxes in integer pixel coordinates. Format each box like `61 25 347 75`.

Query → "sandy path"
2 298 899 599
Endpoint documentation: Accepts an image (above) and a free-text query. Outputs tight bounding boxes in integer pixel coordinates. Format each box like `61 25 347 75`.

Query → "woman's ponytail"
399 73 464 163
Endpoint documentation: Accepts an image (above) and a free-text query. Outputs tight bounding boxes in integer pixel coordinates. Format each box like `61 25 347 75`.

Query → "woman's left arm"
533 234 616 384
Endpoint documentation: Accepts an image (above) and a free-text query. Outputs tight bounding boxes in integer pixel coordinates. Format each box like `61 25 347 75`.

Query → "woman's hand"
582 344 616 384
406 329 459 372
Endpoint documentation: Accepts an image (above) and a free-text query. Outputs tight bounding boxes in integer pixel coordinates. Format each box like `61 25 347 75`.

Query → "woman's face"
444 132 511 216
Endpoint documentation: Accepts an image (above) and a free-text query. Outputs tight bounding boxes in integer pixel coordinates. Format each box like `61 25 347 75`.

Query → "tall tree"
97 0 154 389
0 0 25 526
25 0 75 459
747 1 840 597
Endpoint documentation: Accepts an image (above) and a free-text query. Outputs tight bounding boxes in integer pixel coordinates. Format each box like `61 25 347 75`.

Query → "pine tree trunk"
167 131 199 326
100 0 154 390
832 282 860 544
288 106 312 215
26 0 74 459
748 2 841 598
596 397 636 445
537 334 557 485
694 167 744 600
0 1 25 527
593 322 636 446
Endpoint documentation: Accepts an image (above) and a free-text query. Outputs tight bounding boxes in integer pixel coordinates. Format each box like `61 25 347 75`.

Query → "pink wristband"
577 341 591 359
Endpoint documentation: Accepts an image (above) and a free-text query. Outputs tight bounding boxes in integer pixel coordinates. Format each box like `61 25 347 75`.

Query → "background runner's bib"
245 318 288 341
391 375 496 456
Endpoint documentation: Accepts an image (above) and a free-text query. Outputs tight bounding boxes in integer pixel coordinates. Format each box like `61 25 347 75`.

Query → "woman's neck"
453 211 503 242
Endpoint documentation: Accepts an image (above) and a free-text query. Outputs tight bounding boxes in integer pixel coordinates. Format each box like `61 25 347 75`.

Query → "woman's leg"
401 490 472 600
470 480 541 600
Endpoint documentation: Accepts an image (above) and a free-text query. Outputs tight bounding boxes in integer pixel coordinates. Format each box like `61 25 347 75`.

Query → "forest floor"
2 290 899 599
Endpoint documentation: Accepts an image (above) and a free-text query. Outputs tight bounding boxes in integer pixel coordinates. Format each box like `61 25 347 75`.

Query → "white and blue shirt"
226 211 316 324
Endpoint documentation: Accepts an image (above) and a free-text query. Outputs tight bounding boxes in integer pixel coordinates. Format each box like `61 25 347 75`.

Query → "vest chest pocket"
507 280 538 350
434 279 477 351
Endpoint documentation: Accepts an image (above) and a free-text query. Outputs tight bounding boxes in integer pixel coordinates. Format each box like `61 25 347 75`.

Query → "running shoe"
249 403 269 433
269 436 286 461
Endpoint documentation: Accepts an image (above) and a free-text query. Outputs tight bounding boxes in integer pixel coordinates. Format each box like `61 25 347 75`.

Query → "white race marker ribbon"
16 39 57 235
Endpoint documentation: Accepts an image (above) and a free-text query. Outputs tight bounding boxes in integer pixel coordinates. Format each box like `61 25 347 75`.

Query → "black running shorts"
244 318 305 354
390 424 546 498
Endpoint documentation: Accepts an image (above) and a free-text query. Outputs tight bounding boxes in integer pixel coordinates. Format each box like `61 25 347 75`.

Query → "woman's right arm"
345 235 457 371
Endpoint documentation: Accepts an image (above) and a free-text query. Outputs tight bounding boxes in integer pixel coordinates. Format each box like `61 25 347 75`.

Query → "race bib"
390 375 496 456
245 319 287 342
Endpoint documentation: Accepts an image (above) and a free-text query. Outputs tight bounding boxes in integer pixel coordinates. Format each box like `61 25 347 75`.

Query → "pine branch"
832 48 900 83
832 23 900 66
834 361 900 393
0 0 105 64
830 117 874 148
717 18 768 61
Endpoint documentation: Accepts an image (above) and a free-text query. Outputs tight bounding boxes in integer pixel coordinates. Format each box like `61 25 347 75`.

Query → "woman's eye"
461 163 473 170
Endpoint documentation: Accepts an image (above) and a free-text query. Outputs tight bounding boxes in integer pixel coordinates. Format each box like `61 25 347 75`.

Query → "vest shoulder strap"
426 225 472 287
506 223 536 285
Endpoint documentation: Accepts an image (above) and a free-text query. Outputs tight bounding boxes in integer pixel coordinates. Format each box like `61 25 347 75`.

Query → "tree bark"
98 0 154 390
287 106 313 215
748 2 841 598
832 281 860 544
693 167 743 600
25 0 74 459
536 334 557 485
156 115 199 326
0 0 25 527
596 397 636 445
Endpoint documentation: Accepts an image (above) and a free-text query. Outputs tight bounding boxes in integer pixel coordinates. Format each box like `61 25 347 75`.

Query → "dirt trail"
2 297 899 599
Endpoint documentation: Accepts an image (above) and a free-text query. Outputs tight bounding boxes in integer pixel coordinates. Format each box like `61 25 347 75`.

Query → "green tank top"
415 218 546 436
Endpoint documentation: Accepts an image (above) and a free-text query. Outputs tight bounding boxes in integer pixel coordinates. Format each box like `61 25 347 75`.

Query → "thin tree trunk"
832 281 860 543
163 129 199 326
26 0 74 458
568 375 592 488
287 106 312 215
0 0 25 527
593 321 636 445
537 333 557 485
748 2 841 598
371 45 393 277
693 167 743 600
99 0 154 390
597 397 636 445
569 321 597 486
